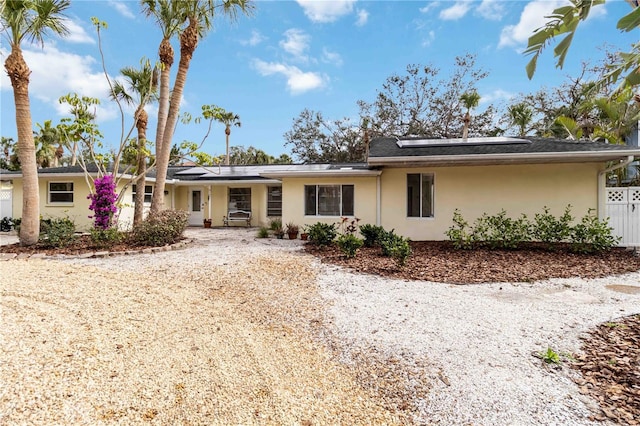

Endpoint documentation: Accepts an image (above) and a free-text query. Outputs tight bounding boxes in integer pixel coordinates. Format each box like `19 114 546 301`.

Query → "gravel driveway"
1 228 639 425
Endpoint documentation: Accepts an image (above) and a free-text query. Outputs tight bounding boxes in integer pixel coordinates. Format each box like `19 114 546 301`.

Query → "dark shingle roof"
368 136 640 165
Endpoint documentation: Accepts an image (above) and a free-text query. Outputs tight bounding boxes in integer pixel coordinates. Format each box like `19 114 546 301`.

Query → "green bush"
90 228 123 249
445 209 475 249
380 229 412 266
268 217 282 231
43 217 76 248
533 205 573 245
570 210 620 253
337 234 364 258
257 226 270 238
472 210 530 249
129 209 189 246
307 222 337 246
359 224 386 247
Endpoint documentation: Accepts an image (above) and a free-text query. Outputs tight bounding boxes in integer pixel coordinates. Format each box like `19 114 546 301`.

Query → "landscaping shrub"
257 226 269 238
90 227 123 249
307 222 337 246
533 205 573 245
88 175 118 230
380 229 412 266
338 216 360 235
268 217 282 231
336 233 364 258
570 210 620 253
0 217 14 232
129 209 189 246
481 210 530 249
445 209 475 249
43 217 76 248
359 224 386 247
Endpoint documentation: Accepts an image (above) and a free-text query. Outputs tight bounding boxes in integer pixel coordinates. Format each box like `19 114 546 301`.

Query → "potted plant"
203 218 212 228
286 222 299 239
274 227 285 239
300 225 309 241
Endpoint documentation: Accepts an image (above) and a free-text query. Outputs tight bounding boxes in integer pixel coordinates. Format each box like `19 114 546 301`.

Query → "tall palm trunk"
150 38 173 214
154 18 198 212
5 47 39 245
134 108 148 225
225 126 231 165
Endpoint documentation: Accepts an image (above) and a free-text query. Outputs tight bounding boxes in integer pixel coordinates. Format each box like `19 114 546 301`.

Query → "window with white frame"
229 188 251 211
407 173 434 218
48 182 74 204
304 184 354 216
132 185 153 203
267 186 282 217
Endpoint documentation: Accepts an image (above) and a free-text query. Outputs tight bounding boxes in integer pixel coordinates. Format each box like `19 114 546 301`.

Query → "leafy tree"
149 0 254 214
284 109 366 163
228 145 291 165
111 59 158 225
2 0 70 245
0 137 19 171
33 119 61 168
359 54 499 139
460 91 481 140
525 0 640 90
506 103 534 137
209 107 241 165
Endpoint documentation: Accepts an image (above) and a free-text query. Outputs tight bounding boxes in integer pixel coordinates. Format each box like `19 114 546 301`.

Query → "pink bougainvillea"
88 175 118 230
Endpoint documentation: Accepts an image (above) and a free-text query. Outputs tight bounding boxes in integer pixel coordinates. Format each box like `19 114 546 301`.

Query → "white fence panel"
606 187 640 247
0 189 12 219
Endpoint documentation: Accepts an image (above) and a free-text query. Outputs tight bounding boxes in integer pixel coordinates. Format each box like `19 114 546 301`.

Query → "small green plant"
90 227 123 249
540 347 561 364
257 226 270 238
533 205 573 245
445 209 475 249
306 222 337 246
570 209 620 253
359 223 386 247
129 209 189 246
269 217 282 231
43 217 76 248
336 233 364 258
380 230 412 267
0 217 14 232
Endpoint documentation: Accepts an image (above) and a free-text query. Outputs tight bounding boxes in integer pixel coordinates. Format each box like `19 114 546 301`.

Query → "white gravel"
4 227 639 425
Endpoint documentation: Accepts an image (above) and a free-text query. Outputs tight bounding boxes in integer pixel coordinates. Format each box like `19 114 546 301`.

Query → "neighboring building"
2 136 640 241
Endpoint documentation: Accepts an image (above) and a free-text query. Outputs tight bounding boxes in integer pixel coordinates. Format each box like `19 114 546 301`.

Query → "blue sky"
1 0 638 160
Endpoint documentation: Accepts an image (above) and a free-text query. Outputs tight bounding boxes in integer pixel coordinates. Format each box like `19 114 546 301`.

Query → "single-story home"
2 136 640 242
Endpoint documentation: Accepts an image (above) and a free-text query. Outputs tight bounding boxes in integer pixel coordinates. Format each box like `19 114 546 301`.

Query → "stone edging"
0 239 194 261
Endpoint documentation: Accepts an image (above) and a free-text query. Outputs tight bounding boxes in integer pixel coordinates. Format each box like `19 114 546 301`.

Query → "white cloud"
65 19 95 44
422 30 436 47
419 2 439 14
439 2 471 21
0 45 117 122
480 89 515 105
108 0 136 19
322 48 343 67
252 59 327 95
280 28 310 61
355 9 369 27
476 0 505 21
499 0 565 48
296 0 356 23
240 29 266 47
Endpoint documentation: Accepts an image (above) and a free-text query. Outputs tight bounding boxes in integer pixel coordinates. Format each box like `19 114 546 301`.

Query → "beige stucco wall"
379 163 602 241
281 176 379 231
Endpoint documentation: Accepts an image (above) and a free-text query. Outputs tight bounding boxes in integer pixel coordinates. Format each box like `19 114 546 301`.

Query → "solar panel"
396 137 532 148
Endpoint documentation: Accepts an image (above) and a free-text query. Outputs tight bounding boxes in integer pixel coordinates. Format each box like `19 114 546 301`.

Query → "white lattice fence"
606 187 640 246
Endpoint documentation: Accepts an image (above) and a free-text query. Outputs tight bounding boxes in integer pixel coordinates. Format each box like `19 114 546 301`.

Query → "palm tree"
141 0 183 214
507 103 534 137
213 109 241 165
2 0 70 245
34 120 61 167
111 59 158 225
460 91 481 140
150 0 254 213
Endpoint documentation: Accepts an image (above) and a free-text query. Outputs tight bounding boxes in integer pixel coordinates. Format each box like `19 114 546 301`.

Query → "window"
304 185 354 216
132 185 153 203
229 188 251 211
267 186 282 217
407 173 434 218
48 182 73 203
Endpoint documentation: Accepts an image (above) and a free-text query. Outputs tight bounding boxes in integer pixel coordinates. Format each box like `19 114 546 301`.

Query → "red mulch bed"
0 234 160 256
305 241 640 284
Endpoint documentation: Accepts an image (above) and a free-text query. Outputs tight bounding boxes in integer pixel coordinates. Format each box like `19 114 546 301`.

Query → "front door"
189 189 204 226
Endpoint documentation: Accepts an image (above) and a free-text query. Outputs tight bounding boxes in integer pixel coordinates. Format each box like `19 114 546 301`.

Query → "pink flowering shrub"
88 175 118 230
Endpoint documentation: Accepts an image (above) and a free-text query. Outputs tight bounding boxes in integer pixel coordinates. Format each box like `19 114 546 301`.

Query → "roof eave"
260 170 382 179
367 151 640 167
